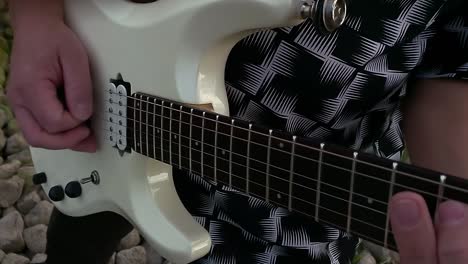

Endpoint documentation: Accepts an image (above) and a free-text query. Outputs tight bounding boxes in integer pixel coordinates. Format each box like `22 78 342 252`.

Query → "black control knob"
32 172 47 185
65 181 82 198
48 186 65 202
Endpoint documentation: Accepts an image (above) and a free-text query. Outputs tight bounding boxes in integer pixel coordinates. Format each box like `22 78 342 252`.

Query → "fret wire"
229 119 234 188
384 162 398 248
178 106 183 169
435 175 447 219
288 136 297 211
246 124 252 194
266 130 273 203
153 99 157 160
169 103 173 165
346 152 358 233
160 100 165 160
214 115 219 184
133 95 137 150
122 100 466 193
139 95 143 152
201 112 206 178
145 97 149 156
189 109 194 173
315 143 325 221
126 128 447 204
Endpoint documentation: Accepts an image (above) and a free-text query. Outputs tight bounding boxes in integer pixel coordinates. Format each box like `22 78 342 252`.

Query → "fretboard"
126 92 468 251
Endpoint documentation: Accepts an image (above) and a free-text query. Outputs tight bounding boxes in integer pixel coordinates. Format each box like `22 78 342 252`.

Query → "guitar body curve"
29 1 305 263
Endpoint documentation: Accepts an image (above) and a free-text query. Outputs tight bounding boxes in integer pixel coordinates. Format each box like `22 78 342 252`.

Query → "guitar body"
29 1 307 263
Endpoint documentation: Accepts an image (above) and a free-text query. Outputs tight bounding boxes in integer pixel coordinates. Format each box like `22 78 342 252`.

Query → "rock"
0 211 24 253
357 249 376 264
16 191 41 215
24 201 53 227
0 129 6 150
116 246 146 264
0 109 8 130
7 150 32 166
2 207 16 217
0 250 5 262
5 134 28 156
0 176 24 208
36 189 47 202
30 254 46 264
1 253 30 264
107 252 115 264
0 160 21 180
17 167 36 193
117 229 141 251
142 242 164 264
5 120 19 137
23 225 47 254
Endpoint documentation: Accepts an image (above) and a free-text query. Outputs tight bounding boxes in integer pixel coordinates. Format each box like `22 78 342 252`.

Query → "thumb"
59 29 93 121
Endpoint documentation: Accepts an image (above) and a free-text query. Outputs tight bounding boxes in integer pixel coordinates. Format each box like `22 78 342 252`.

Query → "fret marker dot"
276 193 282 200
222 150 226 155
174 135 177 139
279 143 284 149
368 198 373 204
137 143 140 147
195 142 199 146
157 129 160 134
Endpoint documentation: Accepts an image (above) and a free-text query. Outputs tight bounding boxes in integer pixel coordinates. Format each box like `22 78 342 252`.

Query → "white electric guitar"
28 1 468 264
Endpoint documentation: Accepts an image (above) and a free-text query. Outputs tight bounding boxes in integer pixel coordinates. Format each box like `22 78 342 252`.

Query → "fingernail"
392 199 420 229
75 103 92 120
438 201 465 226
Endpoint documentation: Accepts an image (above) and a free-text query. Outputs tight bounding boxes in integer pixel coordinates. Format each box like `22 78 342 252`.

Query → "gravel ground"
0 2 400 263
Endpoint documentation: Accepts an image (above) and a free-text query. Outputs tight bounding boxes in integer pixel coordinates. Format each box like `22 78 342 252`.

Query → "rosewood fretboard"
124 92 468 252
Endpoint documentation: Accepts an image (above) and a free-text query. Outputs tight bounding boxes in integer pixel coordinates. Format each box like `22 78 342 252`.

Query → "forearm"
403 79 468 179
9 0 64 31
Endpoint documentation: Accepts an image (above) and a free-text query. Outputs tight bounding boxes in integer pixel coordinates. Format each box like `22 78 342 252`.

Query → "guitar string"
126 128 389 208
209 167 396 247
124 127 441 204
105 112 460 201
110 95 466 194
141 151 392 234
117 131 398 247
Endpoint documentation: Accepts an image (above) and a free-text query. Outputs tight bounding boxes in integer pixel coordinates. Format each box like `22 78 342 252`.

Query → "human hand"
390 192 468 264
6 13 96 152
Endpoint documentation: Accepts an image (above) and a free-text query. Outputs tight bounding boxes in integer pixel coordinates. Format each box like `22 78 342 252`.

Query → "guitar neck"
125 92 468 251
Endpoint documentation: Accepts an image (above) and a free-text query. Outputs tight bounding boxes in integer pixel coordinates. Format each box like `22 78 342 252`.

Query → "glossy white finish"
29 1 305 263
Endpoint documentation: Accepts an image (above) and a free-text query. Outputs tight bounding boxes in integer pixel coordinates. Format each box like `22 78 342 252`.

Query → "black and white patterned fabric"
173 0 468 263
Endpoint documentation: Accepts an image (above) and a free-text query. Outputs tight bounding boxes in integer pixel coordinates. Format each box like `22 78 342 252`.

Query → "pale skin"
6 0 468 263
